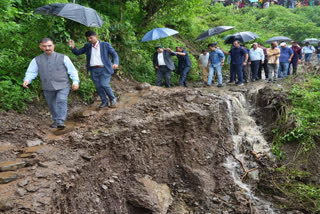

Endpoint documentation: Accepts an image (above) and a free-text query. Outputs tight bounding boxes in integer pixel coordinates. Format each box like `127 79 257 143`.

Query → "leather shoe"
99 102 108 108
57 123 65 129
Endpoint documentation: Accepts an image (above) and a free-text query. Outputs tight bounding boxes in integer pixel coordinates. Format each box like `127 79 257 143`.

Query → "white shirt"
249 47 265 61
199 53 209 67
90 41 104 66
157 52 166 66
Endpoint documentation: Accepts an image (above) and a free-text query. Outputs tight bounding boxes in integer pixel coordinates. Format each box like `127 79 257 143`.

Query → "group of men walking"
153 46 191 88
23 31 119 129
22 31 319 129
198 40 318 87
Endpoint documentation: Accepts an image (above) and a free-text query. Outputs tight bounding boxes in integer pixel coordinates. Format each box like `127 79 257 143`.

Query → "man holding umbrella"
222 40 248 86
153 45 176 88
69 31 119 108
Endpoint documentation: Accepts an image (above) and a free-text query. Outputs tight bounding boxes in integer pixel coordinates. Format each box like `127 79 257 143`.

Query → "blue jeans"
208 64 222 85
90 67 116 104
305 53 312 62
179 67 190 87
278 62 289 78
43 87 70 124
231 63 243 84
156 66 171 88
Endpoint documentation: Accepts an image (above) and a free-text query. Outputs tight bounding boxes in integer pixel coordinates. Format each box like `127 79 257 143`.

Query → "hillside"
1 0 320 213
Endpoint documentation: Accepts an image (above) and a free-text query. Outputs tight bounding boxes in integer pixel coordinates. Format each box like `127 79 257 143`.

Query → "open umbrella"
265 36 292 44
195 26 234 42
141 28 179 42
34 3 103 27
302 38 320 44
224 32 259 44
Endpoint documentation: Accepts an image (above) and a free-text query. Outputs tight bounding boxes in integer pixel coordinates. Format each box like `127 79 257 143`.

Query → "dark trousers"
179 67 190 87
231 63 243 84
250 60 261 80
288 57 299 75
156 66 172 88
258 59 269 79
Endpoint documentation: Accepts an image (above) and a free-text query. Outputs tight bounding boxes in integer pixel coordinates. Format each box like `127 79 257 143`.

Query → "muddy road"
0 78 289 214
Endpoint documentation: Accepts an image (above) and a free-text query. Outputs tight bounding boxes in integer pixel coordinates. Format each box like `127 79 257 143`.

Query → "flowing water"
223 91 278 213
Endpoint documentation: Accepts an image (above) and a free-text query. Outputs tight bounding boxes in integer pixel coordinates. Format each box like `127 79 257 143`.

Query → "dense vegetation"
2 0 320 112
1 1 320 211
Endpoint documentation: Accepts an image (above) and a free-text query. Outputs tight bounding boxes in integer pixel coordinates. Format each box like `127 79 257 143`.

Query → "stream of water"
223 91 278 213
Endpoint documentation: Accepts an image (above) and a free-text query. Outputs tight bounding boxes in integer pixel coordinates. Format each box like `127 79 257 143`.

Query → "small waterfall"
223 92 277 213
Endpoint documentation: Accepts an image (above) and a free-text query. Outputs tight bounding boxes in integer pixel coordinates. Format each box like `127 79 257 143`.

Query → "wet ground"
0 71 308 214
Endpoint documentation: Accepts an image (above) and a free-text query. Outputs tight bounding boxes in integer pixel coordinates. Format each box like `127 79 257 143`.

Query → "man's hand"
155 66 159 70
243 62 247 66
112 64 119 70
262 61 264 64
288 58 292 62
68 40 75 49
72 84 79 91
298 60 302 64
166 48 172 52
221 62 224 66
23 80 29 88
248 62 251 65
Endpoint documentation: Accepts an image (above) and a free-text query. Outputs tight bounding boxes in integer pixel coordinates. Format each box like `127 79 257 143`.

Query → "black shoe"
57 123 65 130
99 102 108 108
217 84 223 87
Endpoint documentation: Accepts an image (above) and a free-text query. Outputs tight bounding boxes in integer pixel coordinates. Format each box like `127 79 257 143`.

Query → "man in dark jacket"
173 46 191 87
153 45 176 88
69 31 119 108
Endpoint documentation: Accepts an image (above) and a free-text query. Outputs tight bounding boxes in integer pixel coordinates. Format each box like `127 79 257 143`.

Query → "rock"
0 172 19 184
136 82 151 90
18 153 37 158
26 184 40 192
26 139 43 147
102 185 108 190
128 175 173 214
37 162 49 168
81 154 92 161
17 179 29 187
170 200 189 214
23 145 47 154
16 188 27 197
0 200 13 211
0 161 26 172
185 95 197 102
81 110 97 117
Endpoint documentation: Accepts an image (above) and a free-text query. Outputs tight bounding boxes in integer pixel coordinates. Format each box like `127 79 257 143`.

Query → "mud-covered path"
0 78 284 214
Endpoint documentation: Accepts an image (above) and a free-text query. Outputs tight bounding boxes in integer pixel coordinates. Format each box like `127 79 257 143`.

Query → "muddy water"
223 91 278 213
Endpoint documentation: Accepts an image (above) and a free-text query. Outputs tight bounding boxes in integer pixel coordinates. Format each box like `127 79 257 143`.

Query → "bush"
0 80 35 113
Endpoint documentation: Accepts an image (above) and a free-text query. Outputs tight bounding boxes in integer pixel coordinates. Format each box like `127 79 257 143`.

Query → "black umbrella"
195 26 234 42
224 32 259 44
265 36 291 44
34 3 103 27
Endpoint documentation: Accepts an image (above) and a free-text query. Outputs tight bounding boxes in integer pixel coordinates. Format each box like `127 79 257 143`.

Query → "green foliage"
77 72 96 104
2 0 320 112
274 167 320 212
0 80 35 113
273 75 320 159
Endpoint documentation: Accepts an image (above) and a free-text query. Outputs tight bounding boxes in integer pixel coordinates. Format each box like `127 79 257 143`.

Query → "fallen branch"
221 141 258 181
